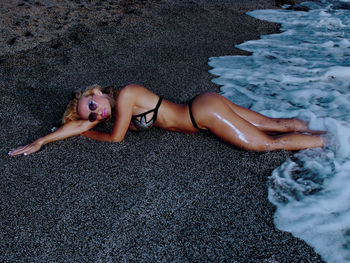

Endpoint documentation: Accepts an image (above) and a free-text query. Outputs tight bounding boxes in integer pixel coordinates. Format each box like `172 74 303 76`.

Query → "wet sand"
1 0 324 262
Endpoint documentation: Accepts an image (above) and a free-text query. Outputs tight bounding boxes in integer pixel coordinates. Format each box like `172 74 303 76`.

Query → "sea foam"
209 1 350 262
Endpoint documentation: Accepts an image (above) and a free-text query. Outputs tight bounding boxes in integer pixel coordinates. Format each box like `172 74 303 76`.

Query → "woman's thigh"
192 94 274 150
196 93 306 133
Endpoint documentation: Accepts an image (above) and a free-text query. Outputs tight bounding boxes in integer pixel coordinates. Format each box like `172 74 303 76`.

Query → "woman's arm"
81 85 138 142
9 84 147 155
80 130 117 142
9 120 97 156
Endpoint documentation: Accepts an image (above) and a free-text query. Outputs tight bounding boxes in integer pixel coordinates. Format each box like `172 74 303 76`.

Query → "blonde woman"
9 84 326 156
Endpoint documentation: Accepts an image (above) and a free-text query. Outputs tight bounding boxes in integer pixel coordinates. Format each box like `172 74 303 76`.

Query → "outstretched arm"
9 84 149 155
9 120 97 156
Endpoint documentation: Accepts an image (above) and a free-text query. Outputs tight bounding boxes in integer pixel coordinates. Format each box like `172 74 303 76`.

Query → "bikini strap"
152 97 163 122
131 96 163 121
188 98 203 130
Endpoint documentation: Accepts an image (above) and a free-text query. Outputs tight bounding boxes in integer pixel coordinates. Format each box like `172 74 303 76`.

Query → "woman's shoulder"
116 84 160 109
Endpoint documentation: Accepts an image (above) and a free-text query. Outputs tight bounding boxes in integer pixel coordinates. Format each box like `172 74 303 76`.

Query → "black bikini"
130 94 204 131
131 97 163 131
188 97 206 131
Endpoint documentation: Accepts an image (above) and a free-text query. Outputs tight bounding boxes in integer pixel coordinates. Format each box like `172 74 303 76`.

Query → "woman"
9 84 326 156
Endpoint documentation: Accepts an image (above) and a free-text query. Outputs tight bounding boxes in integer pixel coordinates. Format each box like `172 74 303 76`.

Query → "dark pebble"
7 37 17 45
97 21 109 27
124 7 142 15
68 24 89 44
50 41 62 49
24 31 34 37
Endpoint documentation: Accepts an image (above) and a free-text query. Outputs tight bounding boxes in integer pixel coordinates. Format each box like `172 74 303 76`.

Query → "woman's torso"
116 85 200 133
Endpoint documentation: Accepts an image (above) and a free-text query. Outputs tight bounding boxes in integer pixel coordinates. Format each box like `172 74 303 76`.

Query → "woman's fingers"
9 145 30 156
9 142 41 156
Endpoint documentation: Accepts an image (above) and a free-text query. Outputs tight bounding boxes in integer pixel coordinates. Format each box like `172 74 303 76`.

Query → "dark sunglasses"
88 97 98 122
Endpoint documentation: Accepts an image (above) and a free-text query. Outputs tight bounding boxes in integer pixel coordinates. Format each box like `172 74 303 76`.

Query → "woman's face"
77 90 112 122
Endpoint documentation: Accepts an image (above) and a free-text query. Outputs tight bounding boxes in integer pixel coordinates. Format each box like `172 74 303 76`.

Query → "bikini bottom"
188 97 206 131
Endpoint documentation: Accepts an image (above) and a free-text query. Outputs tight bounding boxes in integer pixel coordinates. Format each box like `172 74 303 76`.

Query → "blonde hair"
62 84 115 124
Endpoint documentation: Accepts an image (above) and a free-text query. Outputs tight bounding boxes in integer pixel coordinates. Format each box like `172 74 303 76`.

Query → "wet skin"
188 93 325 151
9 84 325 156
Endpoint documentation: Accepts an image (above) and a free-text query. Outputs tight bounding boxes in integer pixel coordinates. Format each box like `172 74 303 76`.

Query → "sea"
208 1 350 262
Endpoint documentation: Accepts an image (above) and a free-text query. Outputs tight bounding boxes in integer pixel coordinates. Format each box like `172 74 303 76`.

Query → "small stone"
50 41 62 49
97 21 109 27
24 31 33 37
8 37 17 45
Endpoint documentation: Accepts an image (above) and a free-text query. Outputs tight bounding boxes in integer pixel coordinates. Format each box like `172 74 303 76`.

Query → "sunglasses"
88 96 98 122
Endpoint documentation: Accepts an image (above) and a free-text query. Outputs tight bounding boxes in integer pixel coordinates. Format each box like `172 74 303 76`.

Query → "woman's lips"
103 108 107 117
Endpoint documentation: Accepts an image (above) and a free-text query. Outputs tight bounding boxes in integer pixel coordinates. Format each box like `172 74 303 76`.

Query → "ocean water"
208 1 350 262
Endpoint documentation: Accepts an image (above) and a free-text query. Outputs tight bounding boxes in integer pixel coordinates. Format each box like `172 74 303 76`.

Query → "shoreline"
1 1 325 262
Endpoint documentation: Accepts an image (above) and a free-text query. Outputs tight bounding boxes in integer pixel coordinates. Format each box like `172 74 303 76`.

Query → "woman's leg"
192 94 324 151
219 94 324 134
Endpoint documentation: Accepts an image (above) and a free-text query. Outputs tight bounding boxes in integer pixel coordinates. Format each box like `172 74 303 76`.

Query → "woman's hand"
8 120 98 157
9 139 43 156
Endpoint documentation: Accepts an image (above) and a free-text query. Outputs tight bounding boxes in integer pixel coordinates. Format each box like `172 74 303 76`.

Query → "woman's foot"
294 119 326 135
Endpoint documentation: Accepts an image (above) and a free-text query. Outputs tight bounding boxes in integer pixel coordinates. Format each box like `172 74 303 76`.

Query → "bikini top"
131 97 163 131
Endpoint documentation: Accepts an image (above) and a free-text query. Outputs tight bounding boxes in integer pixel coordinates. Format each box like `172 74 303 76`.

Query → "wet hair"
62 84 115 124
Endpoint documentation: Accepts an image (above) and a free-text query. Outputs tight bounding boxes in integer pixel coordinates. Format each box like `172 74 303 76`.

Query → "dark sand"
1 0 324 262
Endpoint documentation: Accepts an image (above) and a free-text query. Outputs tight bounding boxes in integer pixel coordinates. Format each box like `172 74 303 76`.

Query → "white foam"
326 66 350 79
209 1 350 262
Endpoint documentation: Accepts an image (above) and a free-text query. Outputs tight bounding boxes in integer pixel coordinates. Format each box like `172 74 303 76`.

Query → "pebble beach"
1 0 325 262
